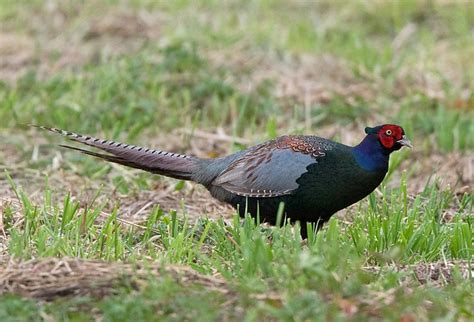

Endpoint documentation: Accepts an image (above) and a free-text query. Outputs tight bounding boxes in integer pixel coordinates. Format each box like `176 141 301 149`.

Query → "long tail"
32 125 202 180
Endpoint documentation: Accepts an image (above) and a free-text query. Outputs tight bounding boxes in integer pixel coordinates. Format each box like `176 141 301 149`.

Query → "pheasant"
33 124 412 237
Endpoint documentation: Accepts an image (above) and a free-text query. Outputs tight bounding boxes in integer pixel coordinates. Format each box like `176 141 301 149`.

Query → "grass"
1 177 472 320
0 0 473 321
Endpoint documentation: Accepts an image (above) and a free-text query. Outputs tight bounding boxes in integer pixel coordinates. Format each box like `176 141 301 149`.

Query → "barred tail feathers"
33 125 200 180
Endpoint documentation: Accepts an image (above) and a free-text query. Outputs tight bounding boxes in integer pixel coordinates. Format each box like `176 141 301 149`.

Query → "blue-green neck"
352 135 390 172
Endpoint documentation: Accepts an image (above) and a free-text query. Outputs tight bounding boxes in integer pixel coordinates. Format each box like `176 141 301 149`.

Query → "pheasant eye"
385 129 392 136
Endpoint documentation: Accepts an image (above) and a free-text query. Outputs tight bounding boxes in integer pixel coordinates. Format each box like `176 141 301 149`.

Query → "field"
0 0 473 321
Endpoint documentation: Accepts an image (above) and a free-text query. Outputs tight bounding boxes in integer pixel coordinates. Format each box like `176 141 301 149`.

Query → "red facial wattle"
377 125 407 150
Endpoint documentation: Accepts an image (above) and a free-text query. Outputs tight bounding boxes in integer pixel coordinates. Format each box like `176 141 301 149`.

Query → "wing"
212 136 330 198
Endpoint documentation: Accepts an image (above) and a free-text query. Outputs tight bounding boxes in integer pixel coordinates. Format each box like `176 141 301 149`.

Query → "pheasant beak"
397 135 413 148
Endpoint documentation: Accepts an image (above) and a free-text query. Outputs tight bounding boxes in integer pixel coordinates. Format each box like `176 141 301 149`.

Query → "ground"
0 1 473 321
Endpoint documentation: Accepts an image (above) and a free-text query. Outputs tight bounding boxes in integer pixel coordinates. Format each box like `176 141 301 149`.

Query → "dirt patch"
364 260 473 287
400 151 473 195
0 32 36 84
0 6 164 83
103 183 234 224
84 10 151 40
0 257 230 301
208 47 376 108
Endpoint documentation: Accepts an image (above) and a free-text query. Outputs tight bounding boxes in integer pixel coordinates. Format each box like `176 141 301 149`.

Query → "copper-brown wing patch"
273 136 326 158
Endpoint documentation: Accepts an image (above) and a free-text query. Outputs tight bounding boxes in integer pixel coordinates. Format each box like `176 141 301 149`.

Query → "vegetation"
0 0 472 321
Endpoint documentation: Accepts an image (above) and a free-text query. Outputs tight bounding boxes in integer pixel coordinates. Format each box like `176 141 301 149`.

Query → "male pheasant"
33 124 411 237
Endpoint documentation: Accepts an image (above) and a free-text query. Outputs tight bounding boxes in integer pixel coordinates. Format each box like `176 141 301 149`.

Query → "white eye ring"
385 129 392 136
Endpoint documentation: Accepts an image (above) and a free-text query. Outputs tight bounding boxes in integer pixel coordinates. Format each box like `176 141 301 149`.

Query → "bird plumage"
32 125 201 180
32 124 411 238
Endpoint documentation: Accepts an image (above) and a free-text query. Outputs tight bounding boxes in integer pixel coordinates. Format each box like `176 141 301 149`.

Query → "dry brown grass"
0 257 470 302
0 257 230 301
0 6 164 83
207 48 376 108
400 151 473 195
364 260 473 287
